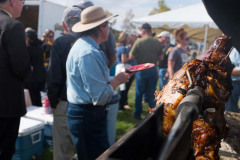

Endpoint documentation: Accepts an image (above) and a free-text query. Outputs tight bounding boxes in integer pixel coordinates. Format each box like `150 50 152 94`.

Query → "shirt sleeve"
47 40 63 108
130 39 140 58
79 54 114 106
123 46 128 55
119 46 127 56
7 22 31 79
168 48 178 62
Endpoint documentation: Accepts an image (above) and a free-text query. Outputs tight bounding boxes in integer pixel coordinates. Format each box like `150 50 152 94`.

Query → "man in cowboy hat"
74 0 120 147
66 6 131 160
74 0 117 68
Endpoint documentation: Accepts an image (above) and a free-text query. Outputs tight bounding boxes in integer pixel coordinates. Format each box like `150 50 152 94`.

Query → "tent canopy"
132 3 222 49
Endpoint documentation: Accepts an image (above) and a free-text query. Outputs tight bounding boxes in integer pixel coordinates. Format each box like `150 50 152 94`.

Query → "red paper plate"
126 63 155 73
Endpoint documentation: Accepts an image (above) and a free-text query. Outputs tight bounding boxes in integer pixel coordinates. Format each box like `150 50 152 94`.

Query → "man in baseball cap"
157 31 171 49
157 31 175 90
157 31 170 38
66 6 130 160
47 6 82 160
62 6 82 33
141 23 152 30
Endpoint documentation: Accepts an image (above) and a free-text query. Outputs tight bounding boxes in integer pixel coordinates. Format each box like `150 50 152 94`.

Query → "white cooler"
12 117 44 160
25 106 53 148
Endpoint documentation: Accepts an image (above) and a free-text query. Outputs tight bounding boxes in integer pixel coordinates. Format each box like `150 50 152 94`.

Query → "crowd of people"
0 0 239 160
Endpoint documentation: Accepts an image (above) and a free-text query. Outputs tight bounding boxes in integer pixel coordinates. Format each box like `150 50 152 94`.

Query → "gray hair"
65 17 80 31
80 21 108 38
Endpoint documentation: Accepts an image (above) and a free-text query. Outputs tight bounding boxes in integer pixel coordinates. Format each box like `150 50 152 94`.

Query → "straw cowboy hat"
72 6 118 33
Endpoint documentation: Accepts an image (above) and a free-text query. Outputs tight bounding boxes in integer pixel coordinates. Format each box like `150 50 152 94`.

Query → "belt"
74 103 110 111
83 104 104 108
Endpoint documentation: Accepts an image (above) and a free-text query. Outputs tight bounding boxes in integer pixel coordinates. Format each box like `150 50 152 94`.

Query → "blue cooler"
25 106 53 148
12 117 44 160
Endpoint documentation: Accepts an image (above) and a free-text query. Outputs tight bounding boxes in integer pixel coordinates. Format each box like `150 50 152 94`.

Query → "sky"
91 0 202 31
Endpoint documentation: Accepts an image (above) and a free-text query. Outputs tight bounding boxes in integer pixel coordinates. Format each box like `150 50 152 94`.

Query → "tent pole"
203 25 208 52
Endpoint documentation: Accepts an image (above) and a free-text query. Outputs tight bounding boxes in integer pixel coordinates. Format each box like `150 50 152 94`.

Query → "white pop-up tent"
23 0 81 39
132 3 222 50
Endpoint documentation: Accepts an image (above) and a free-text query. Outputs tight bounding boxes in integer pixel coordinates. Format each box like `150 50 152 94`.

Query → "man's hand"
110 72 131 90
164 71 169 80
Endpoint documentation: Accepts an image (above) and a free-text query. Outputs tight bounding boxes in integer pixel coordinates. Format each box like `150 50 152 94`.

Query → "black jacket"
47 32 80 108
158 43 175 69
42 41 51 65
25 45 46 83
0 10 30 117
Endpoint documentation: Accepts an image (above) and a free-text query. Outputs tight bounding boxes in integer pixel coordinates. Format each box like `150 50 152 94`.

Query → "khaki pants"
53 101 75 160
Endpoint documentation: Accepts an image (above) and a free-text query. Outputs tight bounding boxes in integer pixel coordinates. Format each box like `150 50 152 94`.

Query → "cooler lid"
18 117 44 136
25 106 53 125
26 105 39 112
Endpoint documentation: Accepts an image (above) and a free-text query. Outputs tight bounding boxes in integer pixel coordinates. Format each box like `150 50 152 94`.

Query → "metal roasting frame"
98 86 204 160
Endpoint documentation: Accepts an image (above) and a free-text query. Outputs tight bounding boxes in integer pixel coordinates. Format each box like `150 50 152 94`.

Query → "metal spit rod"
158 86 204 160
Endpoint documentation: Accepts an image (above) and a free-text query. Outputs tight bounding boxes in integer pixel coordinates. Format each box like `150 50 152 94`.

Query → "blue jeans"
225 81 240 113
134 67 158 119
107 103 119 146
67 103 109 160
159 68 168 90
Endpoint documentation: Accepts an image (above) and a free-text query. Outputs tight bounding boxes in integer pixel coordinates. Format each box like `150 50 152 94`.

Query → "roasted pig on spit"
155 35 234 160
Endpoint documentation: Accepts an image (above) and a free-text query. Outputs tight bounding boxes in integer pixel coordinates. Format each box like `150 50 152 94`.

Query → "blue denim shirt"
66 36 114 106
230 48 240 81
116 46 127 64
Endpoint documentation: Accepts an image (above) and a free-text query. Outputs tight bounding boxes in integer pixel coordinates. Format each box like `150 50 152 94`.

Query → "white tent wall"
132 3 222 51
24 0 71 39
39 1 66 38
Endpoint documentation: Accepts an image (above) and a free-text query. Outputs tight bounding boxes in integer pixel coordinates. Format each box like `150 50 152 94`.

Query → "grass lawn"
36 80 150 160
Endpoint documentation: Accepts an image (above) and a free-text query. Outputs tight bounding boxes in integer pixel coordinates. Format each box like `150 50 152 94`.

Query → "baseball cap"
62 6 82 23
157 31 170 38
141 23 152 30
73 0 94 10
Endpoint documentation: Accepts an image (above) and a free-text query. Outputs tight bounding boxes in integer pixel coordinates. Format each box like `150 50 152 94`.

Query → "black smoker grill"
98 86 204 160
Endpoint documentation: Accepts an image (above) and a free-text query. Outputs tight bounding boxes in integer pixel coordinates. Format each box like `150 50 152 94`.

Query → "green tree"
121 9 136 33
149 0 170 15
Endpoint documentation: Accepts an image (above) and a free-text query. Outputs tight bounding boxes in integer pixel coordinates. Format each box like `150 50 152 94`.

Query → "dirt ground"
219 112 240 160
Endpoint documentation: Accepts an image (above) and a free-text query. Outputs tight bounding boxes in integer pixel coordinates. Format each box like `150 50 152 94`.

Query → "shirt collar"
82 35 109 66
82 35 100 50
0 9 12 17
